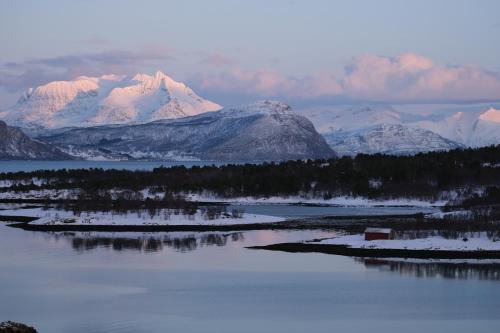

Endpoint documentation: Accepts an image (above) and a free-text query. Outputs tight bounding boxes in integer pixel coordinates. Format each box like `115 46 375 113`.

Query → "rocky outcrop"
0 321 38 333
0 121 72 160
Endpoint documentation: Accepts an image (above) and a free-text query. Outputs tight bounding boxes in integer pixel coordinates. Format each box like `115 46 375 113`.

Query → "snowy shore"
0 188 447 208
0 207 285 226
312 233 500 251
186 194 447 207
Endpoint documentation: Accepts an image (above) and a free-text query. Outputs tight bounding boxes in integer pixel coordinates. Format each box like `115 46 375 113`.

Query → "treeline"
2 145 500 200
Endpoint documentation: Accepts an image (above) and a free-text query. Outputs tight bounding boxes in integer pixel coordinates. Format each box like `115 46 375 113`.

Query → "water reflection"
26 228 500 281
358 258 500 280
45 231 245 253
39 229 336 254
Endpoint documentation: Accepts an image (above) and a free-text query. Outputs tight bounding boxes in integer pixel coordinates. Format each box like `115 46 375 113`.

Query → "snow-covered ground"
0 178 48 188
0 207 285 226
313 234 500 251
186 193 447 207
0 187 447 207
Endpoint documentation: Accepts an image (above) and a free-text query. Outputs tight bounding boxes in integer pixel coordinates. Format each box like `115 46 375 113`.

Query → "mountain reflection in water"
358 258 500 280
45 231 245 252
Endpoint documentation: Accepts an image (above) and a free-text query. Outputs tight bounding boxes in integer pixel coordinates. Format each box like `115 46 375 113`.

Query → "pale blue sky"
1 0 499 107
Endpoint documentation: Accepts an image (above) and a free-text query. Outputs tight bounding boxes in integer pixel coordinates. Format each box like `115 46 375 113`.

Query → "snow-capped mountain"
0 71 221 131
39 101 336 161
0 121 72 160
325 124 463 156
302 104 500 156
415 107 500 147
304 105 404 134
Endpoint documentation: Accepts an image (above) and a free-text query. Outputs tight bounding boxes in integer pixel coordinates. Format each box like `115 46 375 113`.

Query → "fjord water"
0 160 230 173
0 211 499 333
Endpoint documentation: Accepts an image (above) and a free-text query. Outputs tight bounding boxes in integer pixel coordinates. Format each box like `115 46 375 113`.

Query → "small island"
0 207 286 232
249 228 500 259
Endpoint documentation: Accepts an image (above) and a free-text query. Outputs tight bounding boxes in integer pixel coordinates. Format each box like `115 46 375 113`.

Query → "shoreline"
0 210 431 232
7 221 294 232
0 196 446 208
248 243 500 259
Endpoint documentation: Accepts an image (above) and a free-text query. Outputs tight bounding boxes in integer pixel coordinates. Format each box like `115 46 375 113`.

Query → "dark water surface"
0 160 233 173
230 204 438 218
0 206 499 333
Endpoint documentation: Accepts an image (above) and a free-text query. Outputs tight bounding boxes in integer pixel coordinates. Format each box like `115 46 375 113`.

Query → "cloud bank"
193 53 500 104
0 48 173 93
1 52 499 108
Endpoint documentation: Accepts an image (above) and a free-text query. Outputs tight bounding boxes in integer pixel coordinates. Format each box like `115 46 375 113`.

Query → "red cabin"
364 228 392 241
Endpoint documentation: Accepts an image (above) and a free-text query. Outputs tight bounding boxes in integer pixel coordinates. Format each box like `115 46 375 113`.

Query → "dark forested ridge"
1 145 500 200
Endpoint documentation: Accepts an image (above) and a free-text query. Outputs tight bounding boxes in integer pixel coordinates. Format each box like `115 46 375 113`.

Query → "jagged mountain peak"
479 107 500 123
414 105 500 147
1 71 222 131
305 103 500 155
325 123 463 156
302 103 403 135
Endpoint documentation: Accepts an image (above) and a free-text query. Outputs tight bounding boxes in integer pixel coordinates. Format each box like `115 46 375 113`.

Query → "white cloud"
340 53 500 102
1 51 499 108
192 68 342 100
0 49 174 92
200 53 234 66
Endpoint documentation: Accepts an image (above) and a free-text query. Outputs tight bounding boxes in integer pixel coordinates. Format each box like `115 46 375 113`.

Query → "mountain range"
414 107 500 148
303 104 500 156
39 100 335 161
0 71 499 160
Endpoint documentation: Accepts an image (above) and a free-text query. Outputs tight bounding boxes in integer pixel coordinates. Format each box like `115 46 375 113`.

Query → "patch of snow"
482 162 500 168
425 210 470 219
0 178 47 188
0 189 79 200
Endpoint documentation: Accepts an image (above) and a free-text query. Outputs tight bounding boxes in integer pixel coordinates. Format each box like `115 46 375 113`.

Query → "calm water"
0 160 237 173
0 205 499 333
230 204 439 217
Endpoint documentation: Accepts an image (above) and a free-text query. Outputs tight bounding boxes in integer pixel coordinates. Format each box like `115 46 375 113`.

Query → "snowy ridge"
39 100 336 161
479 107 500 123
221 100 292 117
0 120 72 160
303 105 403 134
0 71 221 130
303 104 500 155
324 124 463 156
415 107 500 147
